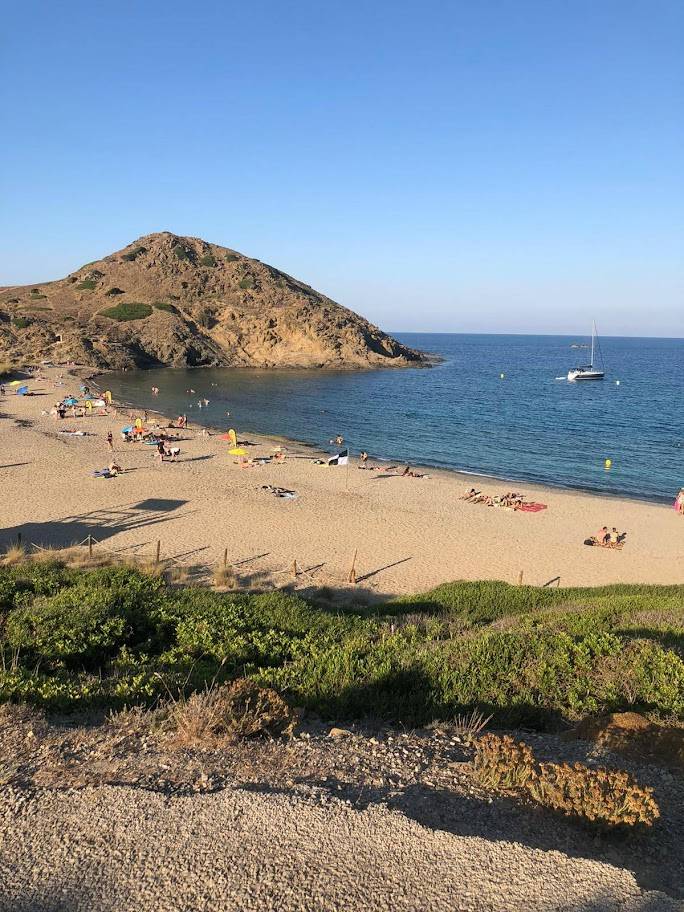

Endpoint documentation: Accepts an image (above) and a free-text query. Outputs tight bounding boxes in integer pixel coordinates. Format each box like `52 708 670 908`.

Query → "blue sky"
2 1 682 336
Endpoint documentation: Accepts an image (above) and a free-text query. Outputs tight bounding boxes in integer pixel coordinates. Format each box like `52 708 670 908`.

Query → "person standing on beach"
106 431 113 452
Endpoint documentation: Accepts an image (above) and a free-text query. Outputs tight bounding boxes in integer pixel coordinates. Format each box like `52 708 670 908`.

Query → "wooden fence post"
223 548 228 569
348 549 358 584
517 569 524 586
292 559 298 579
156 540 161 565
88 535 93 559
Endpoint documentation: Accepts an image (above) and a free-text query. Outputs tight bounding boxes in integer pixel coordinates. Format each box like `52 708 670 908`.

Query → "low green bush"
122 246 147 262
173 244 191 261
153 302 178 313
100 302 153 322
12 317 31 329
224 253 239 262
76 279 98 291
0 565 682 719
239 276 255 290
105 287 125 296
199 253 216 267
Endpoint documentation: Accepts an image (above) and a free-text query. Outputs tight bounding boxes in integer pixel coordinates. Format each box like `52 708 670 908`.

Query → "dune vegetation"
0 559 682 725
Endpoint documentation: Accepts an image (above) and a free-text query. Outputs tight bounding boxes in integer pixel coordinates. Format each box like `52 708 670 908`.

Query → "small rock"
328 728 352 739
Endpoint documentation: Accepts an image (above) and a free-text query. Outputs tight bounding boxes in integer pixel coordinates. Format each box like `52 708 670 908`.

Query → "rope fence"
12 532 558 589
13 531 334 588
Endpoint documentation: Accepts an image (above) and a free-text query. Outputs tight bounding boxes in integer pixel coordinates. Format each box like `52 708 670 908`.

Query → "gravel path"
0 783 680 912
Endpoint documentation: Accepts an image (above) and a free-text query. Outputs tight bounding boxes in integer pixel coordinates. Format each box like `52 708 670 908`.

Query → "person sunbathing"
461 488 480 500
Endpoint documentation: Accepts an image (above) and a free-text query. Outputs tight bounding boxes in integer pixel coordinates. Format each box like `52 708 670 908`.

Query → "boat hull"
567 370 605 381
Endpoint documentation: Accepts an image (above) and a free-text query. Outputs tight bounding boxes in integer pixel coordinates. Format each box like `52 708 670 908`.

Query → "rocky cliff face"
0 233 425 370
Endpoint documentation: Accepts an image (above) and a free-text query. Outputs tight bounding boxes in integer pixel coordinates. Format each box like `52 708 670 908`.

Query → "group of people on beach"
460 488 547 512
586 526 627 549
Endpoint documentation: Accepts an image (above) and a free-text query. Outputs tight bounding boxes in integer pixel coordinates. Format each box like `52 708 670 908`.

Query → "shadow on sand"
0 498 193 551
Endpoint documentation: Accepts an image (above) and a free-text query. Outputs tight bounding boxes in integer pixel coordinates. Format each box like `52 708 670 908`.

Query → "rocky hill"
0 233 425 370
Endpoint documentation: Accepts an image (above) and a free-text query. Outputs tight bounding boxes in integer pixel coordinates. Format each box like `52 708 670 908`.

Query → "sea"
101 334 683 503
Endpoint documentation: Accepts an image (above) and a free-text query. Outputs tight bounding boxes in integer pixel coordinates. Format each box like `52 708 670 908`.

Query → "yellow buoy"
604 458 612 469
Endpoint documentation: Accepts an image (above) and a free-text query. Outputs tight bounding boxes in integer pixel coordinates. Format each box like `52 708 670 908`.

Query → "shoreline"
92 371 675 509
1 363 682 594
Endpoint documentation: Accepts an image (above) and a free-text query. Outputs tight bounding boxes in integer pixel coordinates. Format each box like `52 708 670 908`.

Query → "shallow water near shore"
101 333 683 502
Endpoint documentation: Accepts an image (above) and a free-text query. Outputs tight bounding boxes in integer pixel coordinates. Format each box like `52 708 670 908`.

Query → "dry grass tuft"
167 679 296 748
167 565 191 585
453 708 492 740
30 545 68 565
138 559 166 578
213 564 238 590
2 543 26 566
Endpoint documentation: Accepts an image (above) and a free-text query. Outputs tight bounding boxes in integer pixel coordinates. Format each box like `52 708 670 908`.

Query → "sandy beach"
1 366 682 594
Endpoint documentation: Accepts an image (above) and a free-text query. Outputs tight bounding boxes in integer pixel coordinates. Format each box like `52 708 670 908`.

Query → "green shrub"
4 566 166 670
29 289 47 299
0 565 682 719
12 317 31 329
173 244 192 261
199 253 216 267
153 302 178 313
122 246 147 262
100 302 153 322
76 279 98 291
239 276 255 290
105 287 125 296
224 253 239 262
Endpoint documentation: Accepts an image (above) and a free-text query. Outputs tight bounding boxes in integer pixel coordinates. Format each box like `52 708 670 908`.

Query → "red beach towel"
517 503 547 512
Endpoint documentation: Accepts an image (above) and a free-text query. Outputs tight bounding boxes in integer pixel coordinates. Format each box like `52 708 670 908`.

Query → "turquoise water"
102 334 683 502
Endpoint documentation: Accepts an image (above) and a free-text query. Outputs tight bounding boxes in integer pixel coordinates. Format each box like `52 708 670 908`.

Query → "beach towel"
261 484 298 499
92 469 114 478
517 503 547 512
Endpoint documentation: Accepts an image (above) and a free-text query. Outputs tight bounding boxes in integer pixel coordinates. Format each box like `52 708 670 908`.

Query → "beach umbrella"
121 425 133 433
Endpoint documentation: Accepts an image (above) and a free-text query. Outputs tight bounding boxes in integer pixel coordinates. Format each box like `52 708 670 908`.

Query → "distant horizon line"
390 330 684 341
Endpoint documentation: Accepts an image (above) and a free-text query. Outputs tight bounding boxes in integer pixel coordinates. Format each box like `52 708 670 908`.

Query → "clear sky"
2 1 682 336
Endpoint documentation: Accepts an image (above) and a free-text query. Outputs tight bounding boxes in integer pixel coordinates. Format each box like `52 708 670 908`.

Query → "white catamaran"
567 322 605 381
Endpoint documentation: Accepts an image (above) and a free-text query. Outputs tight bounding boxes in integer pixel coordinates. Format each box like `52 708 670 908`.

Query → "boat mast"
590 321 595 367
